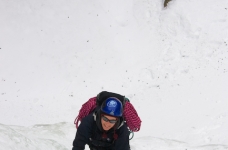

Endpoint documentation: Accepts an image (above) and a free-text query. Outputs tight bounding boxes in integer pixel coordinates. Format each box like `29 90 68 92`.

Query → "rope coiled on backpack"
74 97 97 128
123 101 141 132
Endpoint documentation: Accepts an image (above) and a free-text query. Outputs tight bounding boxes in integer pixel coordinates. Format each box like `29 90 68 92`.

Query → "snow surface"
0 0 228 149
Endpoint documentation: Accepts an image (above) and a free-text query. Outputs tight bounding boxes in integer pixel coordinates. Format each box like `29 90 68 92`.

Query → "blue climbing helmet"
101 97 123 117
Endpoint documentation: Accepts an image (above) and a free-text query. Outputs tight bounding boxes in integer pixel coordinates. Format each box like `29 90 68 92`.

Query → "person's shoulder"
78 113 96 131
117 121 128 132
81 113 95 123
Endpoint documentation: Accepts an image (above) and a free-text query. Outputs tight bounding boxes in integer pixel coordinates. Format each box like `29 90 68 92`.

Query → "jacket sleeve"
114 124 130 150
72 115 94 150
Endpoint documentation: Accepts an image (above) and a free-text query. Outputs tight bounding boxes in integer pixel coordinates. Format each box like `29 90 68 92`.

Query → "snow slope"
0 0 228 149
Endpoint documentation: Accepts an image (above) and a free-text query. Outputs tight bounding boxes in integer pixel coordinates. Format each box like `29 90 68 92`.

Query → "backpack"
74 91 141 133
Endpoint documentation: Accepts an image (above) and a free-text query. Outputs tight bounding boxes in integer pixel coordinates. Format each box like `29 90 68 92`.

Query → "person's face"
101 115 117 131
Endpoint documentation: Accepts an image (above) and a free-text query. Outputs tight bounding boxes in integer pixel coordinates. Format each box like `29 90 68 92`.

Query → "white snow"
0 0 228 149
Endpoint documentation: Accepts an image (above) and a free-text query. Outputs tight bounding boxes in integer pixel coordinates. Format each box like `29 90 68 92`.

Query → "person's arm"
114 124 130 150
72 115 94 150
